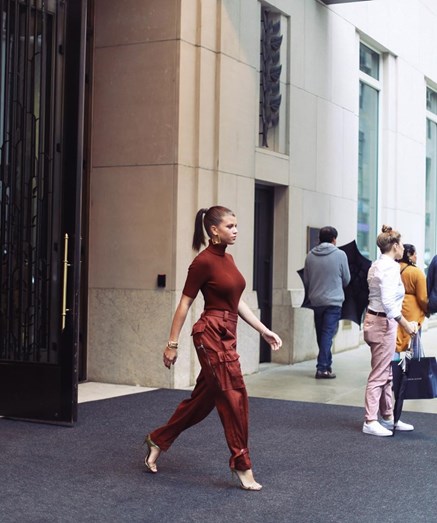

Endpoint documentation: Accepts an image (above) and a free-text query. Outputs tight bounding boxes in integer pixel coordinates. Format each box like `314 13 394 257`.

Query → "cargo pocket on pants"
213 351 245 391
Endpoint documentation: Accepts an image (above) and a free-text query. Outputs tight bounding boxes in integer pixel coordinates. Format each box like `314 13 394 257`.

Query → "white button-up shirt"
367 254 405 319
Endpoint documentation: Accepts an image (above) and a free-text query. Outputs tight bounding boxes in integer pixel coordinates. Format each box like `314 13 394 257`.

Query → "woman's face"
212 214 238 245
408 251 417 264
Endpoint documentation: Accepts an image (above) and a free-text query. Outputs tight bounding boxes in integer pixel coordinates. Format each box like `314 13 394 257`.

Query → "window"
357 43 380 259
425 87 437 267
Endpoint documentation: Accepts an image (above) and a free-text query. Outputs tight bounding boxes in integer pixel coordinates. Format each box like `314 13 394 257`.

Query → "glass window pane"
427 88 437 115
425 119 437 267
360 43 379 80
358 82 379 259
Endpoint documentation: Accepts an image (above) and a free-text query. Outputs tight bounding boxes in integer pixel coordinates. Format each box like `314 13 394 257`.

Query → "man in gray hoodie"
304 226 351 379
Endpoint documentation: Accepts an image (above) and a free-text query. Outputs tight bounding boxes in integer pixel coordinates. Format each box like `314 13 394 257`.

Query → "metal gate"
0 0 87 424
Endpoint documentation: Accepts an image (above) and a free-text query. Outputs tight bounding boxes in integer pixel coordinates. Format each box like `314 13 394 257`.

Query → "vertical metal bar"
31 0 38 359
36 1 44 360
20 0 31 359
61 232 68 330
1 0 12 359
0 0 6 358
6 0 19 359
49 0 64 361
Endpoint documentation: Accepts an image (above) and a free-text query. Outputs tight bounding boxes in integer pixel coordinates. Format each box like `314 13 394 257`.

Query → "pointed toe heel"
231 469 262 491
143 434 161 474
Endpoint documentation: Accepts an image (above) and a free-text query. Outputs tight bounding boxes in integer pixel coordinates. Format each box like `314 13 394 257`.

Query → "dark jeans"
313 306 342 372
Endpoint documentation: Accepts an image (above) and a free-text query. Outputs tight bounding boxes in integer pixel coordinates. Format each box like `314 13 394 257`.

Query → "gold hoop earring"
212 234 221 245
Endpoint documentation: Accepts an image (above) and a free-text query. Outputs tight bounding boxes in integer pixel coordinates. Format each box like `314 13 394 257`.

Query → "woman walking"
362 225 417 437
144 206 282 490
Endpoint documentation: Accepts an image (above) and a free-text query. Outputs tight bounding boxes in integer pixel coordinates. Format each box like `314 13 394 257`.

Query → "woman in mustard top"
396 244 428 353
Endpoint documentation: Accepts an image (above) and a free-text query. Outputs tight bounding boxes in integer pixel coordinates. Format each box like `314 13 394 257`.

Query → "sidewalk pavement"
79 327 437 415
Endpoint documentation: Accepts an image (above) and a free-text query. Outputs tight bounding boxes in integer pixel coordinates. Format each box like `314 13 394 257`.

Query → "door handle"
62 233 70 330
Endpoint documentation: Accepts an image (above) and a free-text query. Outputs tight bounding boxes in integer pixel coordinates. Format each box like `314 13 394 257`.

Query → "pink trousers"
363 313 397 421
150 310 252 471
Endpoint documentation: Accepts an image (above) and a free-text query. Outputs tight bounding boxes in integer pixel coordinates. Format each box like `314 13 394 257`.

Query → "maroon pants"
150 309 252 471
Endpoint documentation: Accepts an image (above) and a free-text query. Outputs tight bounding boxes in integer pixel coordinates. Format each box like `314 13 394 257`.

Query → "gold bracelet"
167 341 178 349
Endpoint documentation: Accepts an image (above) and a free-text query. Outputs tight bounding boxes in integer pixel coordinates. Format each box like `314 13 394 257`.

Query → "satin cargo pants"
150 310 252 471
363 313 397 421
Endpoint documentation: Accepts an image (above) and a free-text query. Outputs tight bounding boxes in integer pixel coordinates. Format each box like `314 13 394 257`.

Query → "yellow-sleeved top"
396 262 428 352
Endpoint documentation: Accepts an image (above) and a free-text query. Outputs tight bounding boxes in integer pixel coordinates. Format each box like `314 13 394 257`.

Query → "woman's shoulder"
410 264 426 279
190 248 211 267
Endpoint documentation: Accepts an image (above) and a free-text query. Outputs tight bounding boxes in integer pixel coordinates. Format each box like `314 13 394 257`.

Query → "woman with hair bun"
362 225 418 437
143 206 282 490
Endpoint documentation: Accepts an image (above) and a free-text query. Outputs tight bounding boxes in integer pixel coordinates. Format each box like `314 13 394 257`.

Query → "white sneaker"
362 421 393 437
380 419 414 432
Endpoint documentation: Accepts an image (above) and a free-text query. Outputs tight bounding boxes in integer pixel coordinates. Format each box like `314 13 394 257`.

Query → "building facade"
1 0 437 422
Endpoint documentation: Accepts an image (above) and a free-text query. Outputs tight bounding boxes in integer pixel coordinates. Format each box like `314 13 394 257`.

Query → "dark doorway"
0 0 88 424
254 184 274 363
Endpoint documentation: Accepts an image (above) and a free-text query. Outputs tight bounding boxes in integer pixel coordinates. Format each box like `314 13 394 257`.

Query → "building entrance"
0 0 87 424
254 184 274 363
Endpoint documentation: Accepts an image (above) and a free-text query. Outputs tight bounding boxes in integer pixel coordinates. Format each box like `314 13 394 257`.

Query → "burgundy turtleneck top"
182 242 246 313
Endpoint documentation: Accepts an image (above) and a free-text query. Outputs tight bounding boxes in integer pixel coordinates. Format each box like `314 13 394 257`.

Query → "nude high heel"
143 434 160 473
231 469 263 491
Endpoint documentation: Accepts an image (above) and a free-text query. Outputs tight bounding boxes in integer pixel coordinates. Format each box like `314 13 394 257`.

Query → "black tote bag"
392 357 437 400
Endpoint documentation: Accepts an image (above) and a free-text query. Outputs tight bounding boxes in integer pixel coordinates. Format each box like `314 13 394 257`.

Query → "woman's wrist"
167 340 178 349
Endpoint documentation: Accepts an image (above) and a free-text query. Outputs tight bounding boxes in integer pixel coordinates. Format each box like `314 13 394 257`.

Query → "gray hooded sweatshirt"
303 243 351 307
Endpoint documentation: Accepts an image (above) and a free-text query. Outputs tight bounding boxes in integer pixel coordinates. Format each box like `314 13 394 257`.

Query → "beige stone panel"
87 288 193 388
218 56 257 176
316 98 343 197
237 290 261 375
329 13 358 114
272 303 318 365
174 165 198 289
196 168 217 211
333 321 361 354
179 0 224 52
178 41 197 167
272 186 289 292
220 0 240 61
289 86 317 190
179 0 198 46
255 149 290 186
89 165 175 290
238 0 261 69
178 43 219 172
94 0 179 48
288 187 305 289
396 135 426 214
303 1 332 101
397 61 426 144
289 0 305 91
92 41 178 167
198 48 218 171
329 196 356 246
342 109 359 202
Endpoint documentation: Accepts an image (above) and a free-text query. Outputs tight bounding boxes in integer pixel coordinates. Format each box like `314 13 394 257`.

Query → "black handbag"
392 357 437 400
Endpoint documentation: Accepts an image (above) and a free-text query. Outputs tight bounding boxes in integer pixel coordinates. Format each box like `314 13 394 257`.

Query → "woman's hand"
405 320 418 337
262 329 282 351
163 347 178 368
162 294 194 369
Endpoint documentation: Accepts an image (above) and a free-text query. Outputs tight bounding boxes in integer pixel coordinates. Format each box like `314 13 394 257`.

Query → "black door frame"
254 184 275 363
